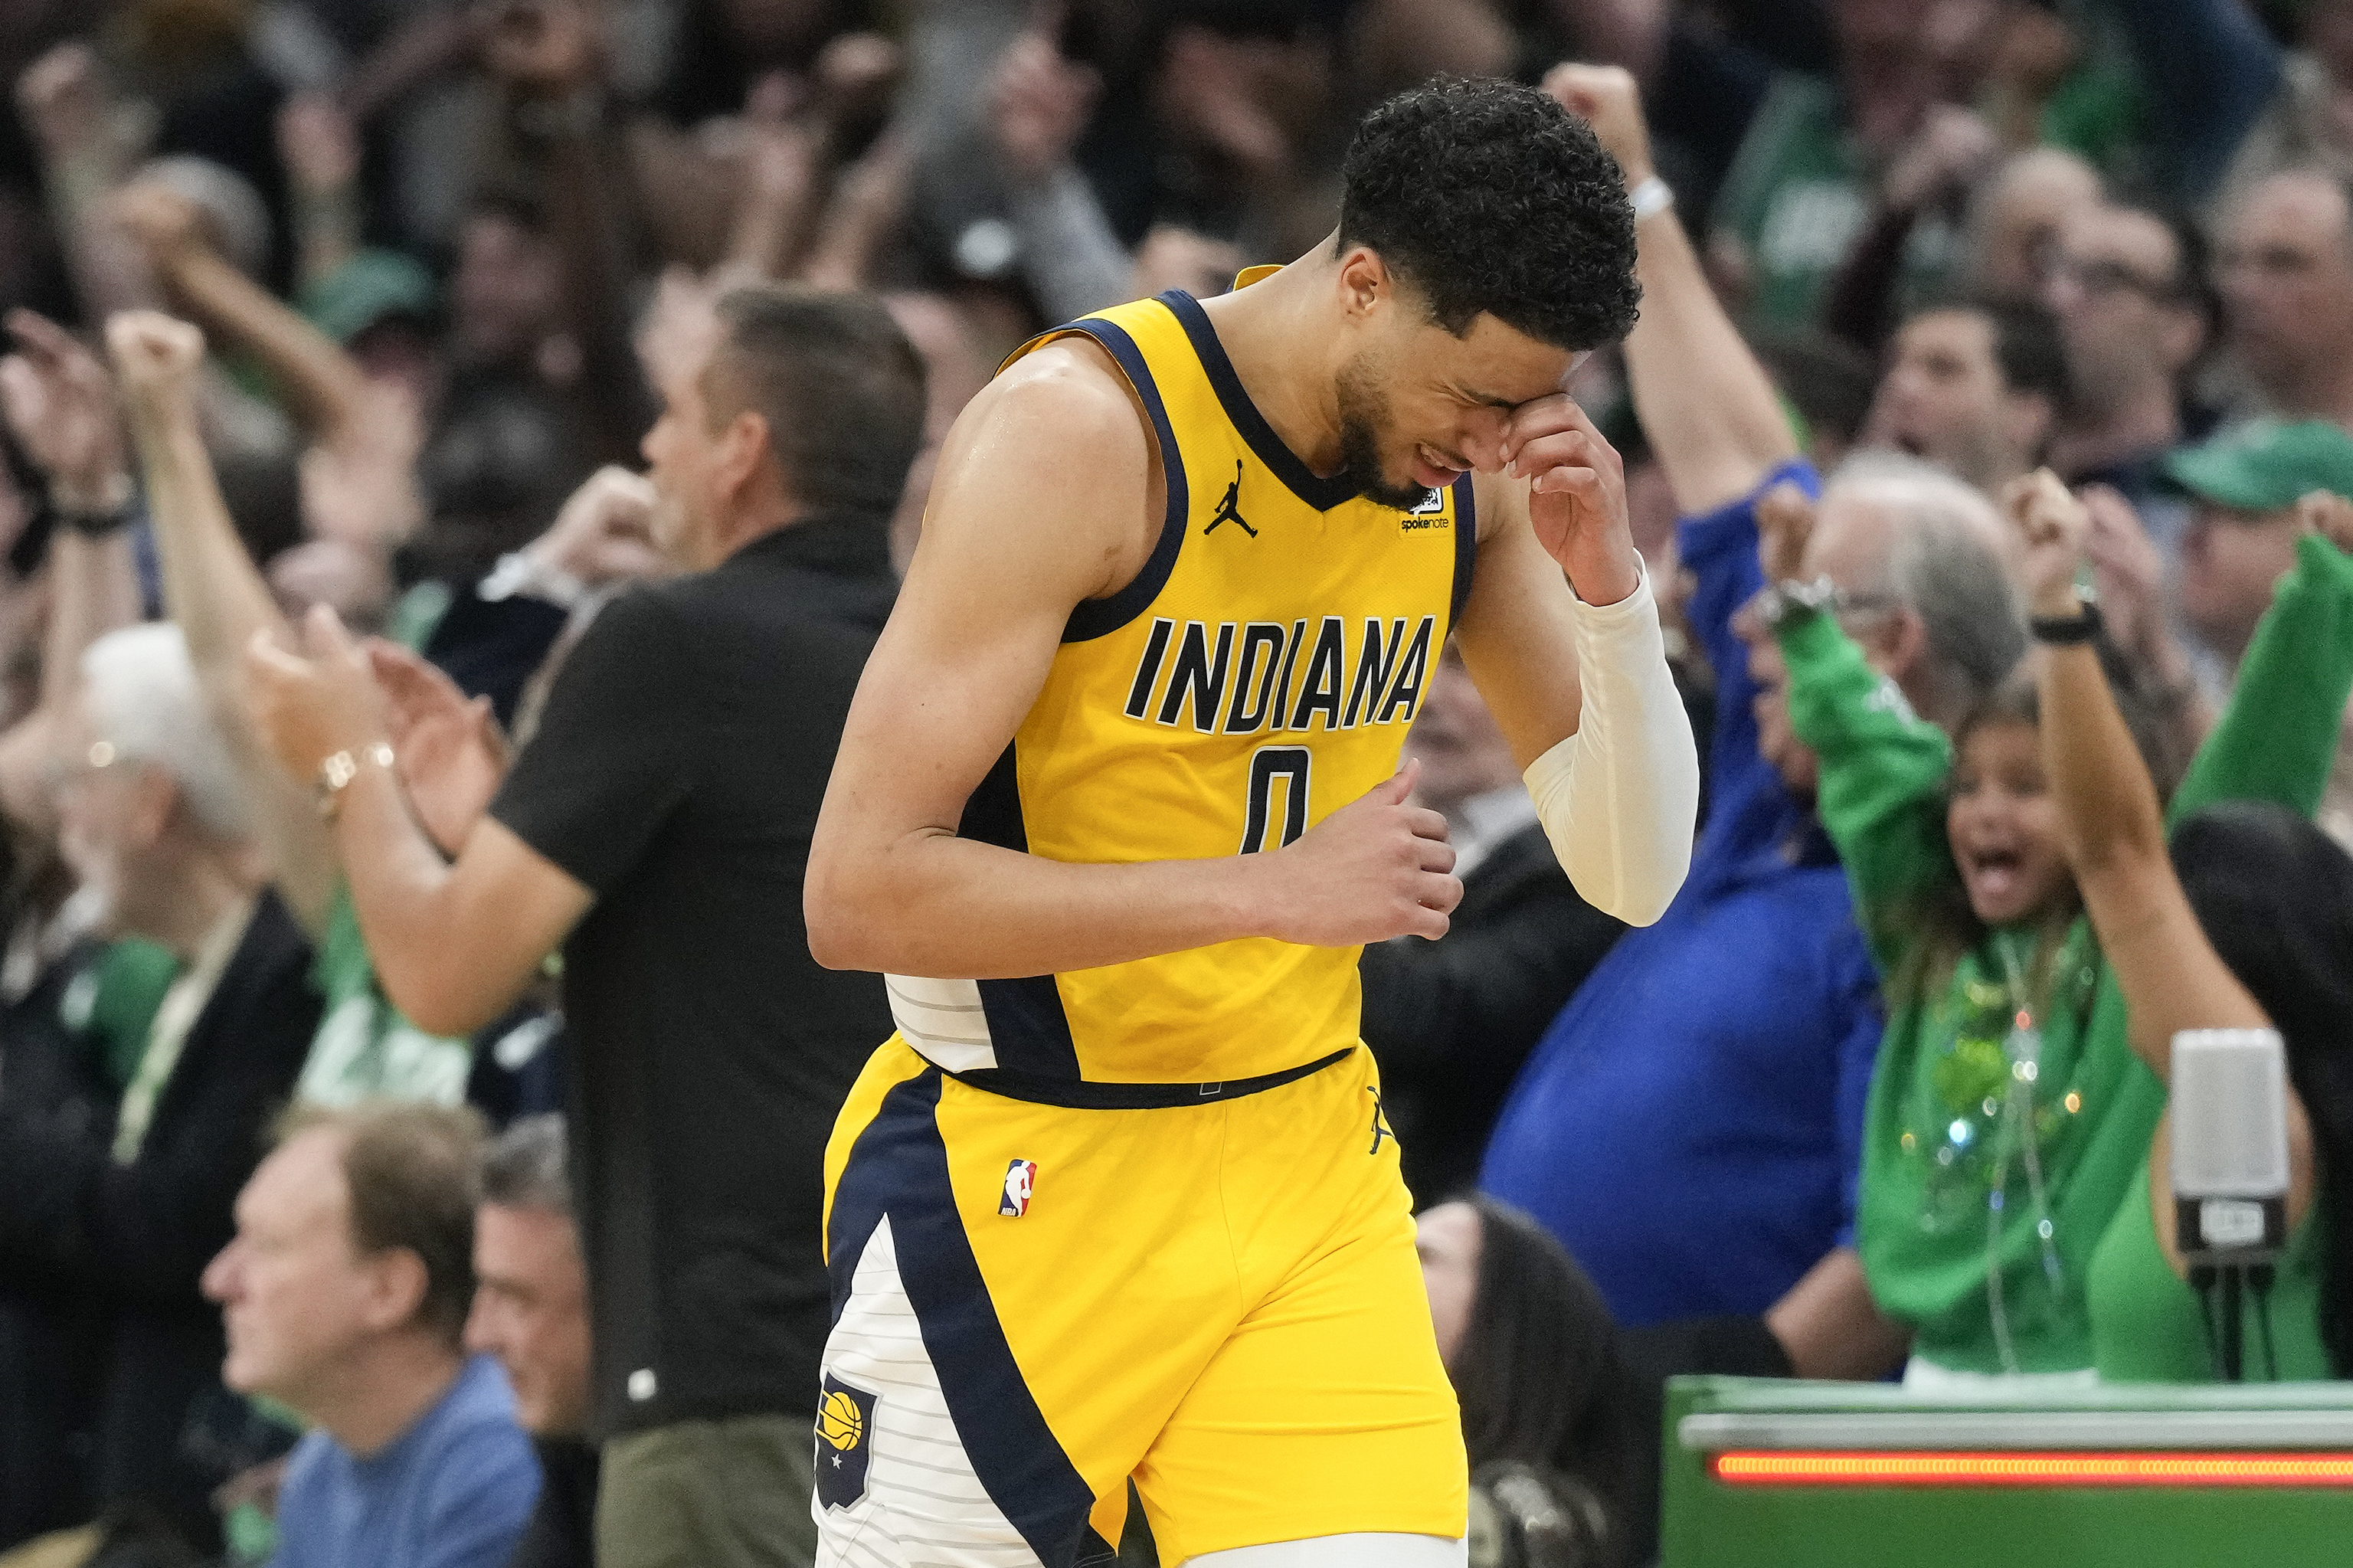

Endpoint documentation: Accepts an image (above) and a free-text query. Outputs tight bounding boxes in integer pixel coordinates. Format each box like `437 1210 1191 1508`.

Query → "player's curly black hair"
1339 76 1641 352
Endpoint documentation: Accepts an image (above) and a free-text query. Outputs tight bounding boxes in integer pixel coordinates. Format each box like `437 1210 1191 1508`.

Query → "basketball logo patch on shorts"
814 1374 878 1511
1000 1158 1038 1216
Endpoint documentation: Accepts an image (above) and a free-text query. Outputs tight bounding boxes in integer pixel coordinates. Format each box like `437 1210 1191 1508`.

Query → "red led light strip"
1711 1451 2353 1489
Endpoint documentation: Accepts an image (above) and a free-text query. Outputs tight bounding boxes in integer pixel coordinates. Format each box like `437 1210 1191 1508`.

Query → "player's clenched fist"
1252 758 1461 946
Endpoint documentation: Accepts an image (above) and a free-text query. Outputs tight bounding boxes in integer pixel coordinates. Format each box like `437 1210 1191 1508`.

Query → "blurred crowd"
4 0 2353 1566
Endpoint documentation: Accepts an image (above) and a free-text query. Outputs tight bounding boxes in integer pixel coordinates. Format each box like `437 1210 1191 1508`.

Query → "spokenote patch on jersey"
1000 1158 1038 1216
814 1373 878 1510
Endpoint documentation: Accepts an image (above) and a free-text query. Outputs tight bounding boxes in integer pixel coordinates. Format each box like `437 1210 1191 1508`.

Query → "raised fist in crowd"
1542 62 1654 185
0 309 127 511
103 309 205 414
110 182 210 270
15 43 110 161
277 93 362 199
478 0 605 98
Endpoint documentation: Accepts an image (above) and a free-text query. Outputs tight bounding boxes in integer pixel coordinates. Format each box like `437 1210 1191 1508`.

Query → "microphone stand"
2191 1261 2280 1383
2218 1266 2243 1383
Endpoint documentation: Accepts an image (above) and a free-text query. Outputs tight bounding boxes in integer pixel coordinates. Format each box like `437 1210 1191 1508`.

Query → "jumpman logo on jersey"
1204 461 1257 537
1366 1087 1396 1156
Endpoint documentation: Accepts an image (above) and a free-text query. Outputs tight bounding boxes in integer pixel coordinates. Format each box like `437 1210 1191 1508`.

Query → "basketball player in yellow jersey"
803 78 1698 1568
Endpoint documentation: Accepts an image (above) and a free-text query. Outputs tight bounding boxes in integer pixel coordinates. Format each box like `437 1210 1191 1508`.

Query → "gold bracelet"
316 741 395 821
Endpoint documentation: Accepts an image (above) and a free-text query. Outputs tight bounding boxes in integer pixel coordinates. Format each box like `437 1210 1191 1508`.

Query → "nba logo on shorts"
1000 1158 1038 1217
814 1374 877 1510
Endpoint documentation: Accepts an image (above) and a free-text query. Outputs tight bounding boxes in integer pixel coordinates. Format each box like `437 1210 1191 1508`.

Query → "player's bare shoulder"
924 336 1164 601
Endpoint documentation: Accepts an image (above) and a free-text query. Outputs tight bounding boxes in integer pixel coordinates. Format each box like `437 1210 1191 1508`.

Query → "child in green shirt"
1766 476 2344 1378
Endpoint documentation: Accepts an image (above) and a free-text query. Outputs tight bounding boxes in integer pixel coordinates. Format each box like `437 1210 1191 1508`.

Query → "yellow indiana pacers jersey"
885 286 1474 1087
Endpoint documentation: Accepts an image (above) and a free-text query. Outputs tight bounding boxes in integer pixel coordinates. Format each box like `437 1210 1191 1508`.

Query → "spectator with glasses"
2041 201 2217 509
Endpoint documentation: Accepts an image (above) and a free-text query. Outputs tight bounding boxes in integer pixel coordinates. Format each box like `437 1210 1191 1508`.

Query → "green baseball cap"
298 249 439 345
2160 418 2353 513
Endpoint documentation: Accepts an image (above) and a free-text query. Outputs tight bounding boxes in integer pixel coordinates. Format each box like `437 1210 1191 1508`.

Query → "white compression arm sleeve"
1522 562 1700 926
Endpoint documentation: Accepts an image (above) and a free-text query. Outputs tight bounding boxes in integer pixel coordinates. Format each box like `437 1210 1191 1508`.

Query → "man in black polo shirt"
244 285 923 1568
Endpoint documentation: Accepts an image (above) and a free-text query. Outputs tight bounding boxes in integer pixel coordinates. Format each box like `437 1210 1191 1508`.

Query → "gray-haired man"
0 622 320 1546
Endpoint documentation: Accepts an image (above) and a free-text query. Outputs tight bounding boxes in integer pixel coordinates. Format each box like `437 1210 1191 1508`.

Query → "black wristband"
2030 600 2103 645
57 497 137 538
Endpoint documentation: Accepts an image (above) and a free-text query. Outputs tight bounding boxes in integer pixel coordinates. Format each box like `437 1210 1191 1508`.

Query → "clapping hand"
1878 105 1997 214
2077 484 2166 663
1157 26 1291 181
301 382 427 548
369 641 506 854
534 465 668 588
244 604 390 787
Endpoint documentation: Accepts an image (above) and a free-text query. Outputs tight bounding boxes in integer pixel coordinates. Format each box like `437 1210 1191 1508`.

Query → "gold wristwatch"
316 741 395 820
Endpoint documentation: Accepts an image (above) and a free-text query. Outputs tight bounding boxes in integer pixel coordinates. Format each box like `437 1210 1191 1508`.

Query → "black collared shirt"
506 1438 600 1568
493 513 897 1439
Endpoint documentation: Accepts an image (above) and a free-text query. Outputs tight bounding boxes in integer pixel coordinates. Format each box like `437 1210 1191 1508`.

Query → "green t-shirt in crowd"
2083 531 2353 1383
2089 1164 2332 1383
59 937 180 1094
293 884 471 1107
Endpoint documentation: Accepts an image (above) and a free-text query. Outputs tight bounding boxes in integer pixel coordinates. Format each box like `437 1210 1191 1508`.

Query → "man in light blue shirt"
203 1103 538 1566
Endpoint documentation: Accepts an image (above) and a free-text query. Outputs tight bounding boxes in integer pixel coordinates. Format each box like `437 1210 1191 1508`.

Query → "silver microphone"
2169 1028 2291 1265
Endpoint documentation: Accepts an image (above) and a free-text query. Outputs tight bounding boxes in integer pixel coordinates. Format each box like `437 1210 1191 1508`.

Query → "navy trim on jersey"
956 744 1085 1078
946 1045 1353 1110
826 1070 1111 1566
1160 290 1360 513
1055 316 1189 643
1448 473 1478 630
976 977 1084 1079
957 741 1028 853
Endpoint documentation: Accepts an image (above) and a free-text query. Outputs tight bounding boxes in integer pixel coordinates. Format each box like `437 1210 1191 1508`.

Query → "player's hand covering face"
1335 289 1585 509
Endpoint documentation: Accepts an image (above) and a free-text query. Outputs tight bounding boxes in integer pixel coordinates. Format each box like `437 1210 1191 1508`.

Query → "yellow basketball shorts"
810 1036 1467 1567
